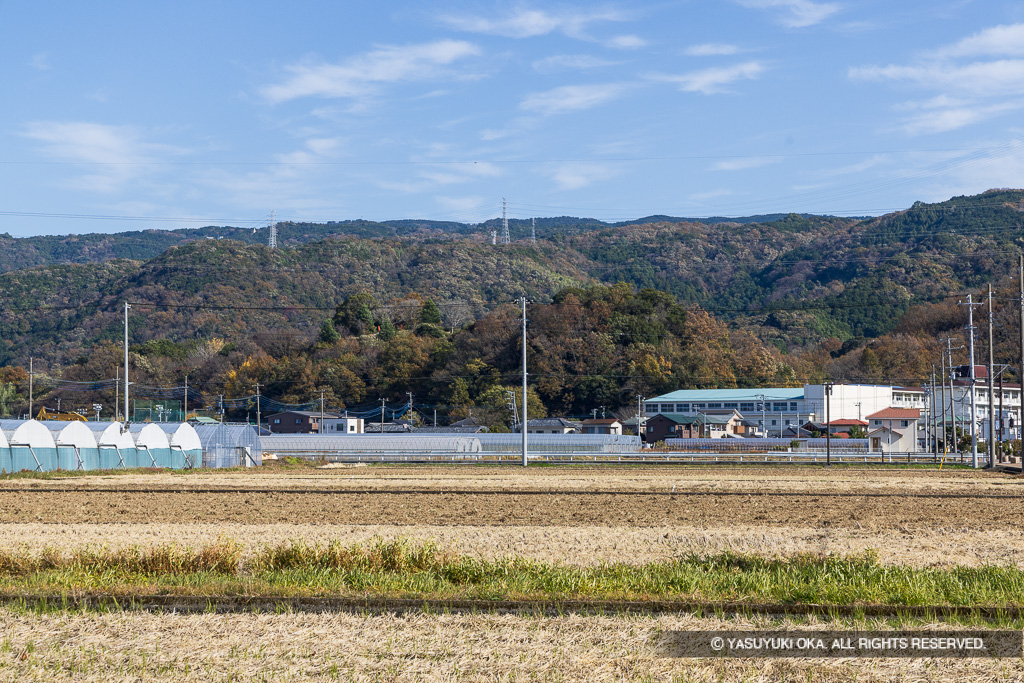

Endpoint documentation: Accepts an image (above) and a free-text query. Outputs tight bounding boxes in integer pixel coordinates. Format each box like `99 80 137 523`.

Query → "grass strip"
0 538 1022 608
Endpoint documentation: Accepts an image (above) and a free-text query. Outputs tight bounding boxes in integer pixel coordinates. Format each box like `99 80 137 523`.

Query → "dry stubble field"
1 463 1023 681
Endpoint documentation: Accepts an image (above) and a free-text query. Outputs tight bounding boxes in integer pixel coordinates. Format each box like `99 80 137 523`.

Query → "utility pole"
757 394 765 437
521 296 528 467
124 302 131 422
219 394 224 423
115 367 120 422
1020 254 1024 465
320 389 326 434
637 394 644 439
988 284 996 468
380 398 386 435
825 383 833 466
961 294 980 467
183 375 188 422
28 357 34 418
254 383 262 433
946 338 962 460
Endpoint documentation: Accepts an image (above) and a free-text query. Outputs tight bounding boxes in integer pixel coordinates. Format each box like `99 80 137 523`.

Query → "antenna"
501 197 510 244
531 217 536 244
267 210 278 248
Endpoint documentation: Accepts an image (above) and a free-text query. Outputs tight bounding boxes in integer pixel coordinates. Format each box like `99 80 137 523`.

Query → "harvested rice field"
1 463 1023 680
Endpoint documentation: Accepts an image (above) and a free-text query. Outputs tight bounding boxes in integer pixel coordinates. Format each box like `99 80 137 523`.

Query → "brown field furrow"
0 610 1017 682
0 488 1020 528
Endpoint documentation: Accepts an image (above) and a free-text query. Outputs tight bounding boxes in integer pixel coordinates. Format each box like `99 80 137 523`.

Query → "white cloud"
262 40 481 102
712 156 782 171
519 83 631 114
650 61 765 94
850 60 1024 97
532 54 619 73
685 43 740 56
548 163 616 190
850 24 1024 134
737 0 840 28
899 102 1023 135
440 8 627 39
30 52 50 70
606 34 647 49
22 121 184 193
935 23 1024 58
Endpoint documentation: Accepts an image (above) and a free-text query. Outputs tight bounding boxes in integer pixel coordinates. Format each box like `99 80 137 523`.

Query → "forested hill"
1 189 1022 372
0 211 846 274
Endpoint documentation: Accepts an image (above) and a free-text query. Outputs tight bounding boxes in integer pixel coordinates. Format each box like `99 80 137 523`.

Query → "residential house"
525 418 581 434
266 410 339 434
644 414 701 442
865 408 920 452
581 418 623 435
321 417 364 434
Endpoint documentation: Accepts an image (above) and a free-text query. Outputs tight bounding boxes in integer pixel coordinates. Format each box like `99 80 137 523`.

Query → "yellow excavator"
36 407 87 422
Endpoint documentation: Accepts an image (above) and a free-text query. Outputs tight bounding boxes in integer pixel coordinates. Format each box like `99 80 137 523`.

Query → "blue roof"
648 388 805 402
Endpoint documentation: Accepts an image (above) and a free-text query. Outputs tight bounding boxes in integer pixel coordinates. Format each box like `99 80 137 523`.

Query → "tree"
318 319 339 345
448 377 471 420
378 317 397 342
420 298 442 325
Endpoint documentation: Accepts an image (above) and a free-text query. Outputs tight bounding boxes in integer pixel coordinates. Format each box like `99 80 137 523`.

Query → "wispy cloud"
519 83 632 114
22 121 184 193
440 7 628 39
262 40 481 103
649 61 765 94
712 156 782 171
932 23 1024 59
548 162 617 190
532 54 619 73
606 34 647 49
685 43 740 56
30 52 51 71
737 0 841 28
851 24 1024 134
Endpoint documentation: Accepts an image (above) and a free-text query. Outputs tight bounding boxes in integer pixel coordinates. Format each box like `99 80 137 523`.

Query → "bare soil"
0 486 1020 528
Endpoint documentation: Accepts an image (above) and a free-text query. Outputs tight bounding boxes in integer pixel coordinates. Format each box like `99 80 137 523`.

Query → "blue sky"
3 1 1024 236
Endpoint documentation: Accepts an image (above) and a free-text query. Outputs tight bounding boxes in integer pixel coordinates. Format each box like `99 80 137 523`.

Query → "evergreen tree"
378 317 397 341
318 319 340 345
420 299 442 325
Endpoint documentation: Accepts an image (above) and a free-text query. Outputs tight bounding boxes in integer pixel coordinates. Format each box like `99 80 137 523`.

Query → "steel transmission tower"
531 217 536 244
267 210 278 248
501 197 511 244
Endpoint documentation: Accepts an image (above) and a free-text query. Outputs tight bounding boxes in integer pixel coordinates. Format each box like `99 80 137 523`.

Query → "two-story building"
266 411 338 434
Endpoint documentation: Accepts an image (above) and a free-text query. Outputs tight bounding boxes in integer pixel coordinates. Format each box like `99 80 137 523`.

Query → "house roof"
414 426 487 434
526 418 581 428
266 410 340 419
866 408 921 420
648 388 804 402
450 417 485 427
828 419 868 426
582 418 621 425
651 414 701 425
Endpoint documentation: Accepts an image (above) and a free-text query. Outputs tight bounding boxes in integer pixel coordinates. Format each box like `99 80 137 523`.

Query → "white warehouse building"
644 384 924 434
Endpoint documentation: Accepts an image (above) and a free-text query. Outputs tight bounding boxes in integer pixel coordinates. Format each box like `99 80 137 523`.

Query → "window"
723 402 738 409
773 403 787 411
660 404 673 413
901 420 908 428
675 404 688 413
771 420 777 426
873 420 881 426
349 425 356 432
790 402 798 411
295 418 302 424
273 419 280 424
740 403 755 412
707 403 722 408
